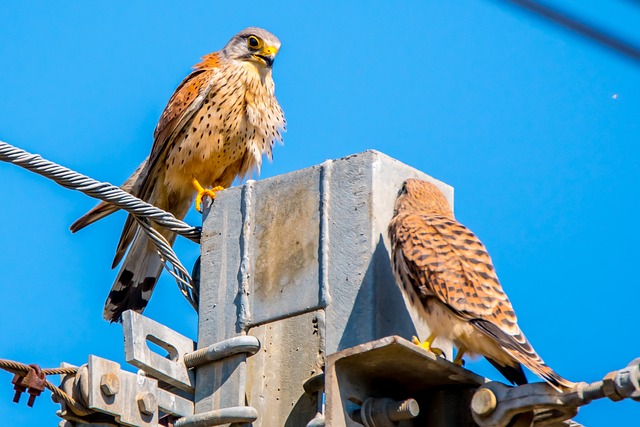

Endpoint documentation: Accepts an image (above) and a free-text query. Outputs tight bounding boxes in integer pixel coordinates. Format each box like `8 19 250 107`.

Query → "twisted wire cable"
0 140 199 310
0 141 201 242
135 217 198 310
0 359 92 416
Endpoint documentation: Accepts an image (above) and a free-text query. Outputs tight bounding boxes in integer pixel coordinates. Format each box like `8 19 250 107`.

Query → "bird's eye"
399 182 407 195
247 36 262 49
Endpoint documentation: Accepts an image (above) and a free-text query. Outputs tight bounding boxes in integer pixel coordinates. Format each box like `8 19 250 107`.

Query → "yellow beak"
262 45 279 56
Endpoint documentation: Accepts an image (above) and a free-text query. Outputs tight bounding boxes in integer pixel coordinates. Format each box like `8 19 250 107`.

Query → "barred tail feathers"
103 232 164 322
471 319 575 391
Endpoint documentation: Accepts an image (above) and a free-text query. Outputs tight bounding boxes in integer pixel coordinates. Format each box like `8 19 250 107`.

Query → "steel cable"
0 359 92 416
0 140 199 310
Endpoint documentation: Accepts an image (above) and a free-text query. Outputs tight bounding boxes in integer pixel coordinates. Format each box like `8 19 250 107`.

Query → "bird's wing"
392 212 572 389
140 53 222 204
393 213 528 347
111 54 222 267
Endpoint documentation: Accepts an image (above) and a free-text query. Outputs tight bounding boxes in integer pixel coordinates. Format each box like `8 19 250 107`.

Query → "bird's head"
394 179 453 216
223 27 281 70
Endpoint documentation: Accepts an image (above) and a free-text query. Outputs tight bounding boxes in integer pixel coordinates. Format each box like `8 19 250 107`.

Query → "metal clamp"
57 356 193 427
183 336 260 368
471 358 640 427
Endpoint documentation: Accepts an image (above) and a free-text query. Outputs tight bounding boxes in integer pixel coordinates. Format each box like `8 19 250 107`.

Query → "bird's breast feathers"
163 61 285 195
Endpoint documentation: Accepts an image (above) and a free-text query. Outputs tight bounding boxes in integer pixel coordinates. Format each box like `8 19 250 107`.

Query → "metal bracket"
60 355 194 427
123 311 196 394
325 335 484 426
471 358 640 427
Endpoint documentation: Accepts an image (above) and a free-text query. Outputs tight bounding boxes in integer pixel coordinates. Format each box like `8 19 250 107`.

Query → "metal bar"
183 336 260 368
157 389 194 418
173 406 258 427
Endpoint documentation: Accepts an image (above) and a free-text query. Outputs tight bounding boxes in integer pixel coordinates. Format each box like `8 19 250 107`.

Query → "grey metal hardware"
183 336 260 368
471 358 640 427
172 406 258 427
350 398 420 426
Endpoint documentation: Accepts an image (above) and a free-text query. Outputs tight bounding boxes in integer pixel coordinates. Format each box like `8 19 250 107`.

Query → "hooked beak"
254 45 278 68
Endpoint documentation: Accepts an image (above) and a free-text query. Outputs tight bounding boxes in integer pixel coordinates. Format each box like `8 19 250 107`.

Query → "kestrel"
71 27 285 322
388 179 573 390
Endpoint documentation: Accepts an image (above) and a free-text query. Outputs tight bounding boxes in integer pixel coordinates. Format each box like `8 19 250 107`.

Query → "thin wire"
0 140 199 310
492 0 640 63
135 218 198 310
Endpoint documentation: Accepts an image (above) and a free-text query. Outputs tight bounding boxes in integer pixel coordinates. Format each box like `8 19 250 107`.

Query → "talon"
453 347 466 367
412 333 445 358
192 178 224 212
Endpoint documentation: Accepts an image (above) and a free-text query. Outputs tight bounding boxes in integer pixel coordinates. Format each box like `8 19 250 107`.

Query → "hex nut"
137 392 157 416
100 374 119 396
602 372 623 402
471 388 497 416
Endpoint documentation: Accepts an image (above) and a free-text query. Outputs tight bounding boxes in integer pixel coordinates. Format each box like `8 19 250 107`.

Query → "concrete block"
196 150 454 416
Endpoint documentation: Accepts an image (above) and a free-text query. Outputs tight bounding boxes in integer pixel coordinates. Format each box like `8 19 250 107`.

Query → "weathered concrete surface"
246 311 324 427
196 150 455 421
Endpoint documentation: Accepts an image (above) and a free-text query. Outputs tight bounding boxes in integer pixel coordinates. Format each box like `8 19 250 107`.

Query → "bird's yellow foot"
453 350 466 367
412 334 445 358
192 178 224 212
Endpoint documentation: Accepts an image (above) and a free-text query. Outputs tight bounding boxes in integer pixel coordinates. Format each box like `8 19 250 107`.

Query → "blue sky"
1 1 638 425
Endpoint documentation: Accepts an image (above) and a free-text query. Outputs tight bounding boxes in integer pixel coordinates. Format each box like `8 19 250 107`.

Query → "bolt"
137 392 157 416
387 398 420 421
354 397 420 425
471 388 497 416
100 374 119 396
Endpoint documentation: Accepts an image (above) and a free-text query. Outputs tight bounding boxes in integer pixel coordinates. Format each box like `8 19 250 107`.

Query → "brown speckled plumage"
71 27 285 322
388 179 573 390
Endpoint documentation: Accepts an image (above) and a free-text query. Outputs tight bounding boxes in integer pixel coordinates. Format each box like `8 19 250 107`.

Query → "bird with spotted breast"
388 179 573 390
70 27 286 322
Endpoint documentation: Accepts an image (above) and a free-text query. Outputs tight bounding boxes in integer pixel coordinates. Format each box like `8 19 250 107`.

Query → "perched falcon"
388 179 573 390
71 27 286 322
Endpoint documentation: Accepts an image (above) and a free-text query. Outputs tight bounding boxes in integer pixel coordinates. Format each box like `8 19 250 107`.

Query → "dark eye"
247 36 261 49
399 182 407 195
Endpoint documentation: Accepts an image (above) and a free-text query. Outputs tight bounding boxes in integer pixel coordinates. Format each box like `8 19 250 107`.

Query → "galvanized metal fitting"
183 336 260 368
613 358 640 402
136 392 157 416
174 406 258 427
351 397 420 426
99 373 119 396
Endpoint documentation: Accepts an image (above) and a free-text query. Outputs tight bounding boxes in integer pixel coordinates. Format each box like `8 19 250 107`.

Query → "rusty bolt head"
137 392 157 416
472 388 497 416
100 374 119 396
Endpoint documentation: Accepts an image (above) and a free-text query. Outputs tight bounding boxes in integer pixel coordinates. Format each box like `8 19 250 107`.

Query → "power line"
492 0 640 64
